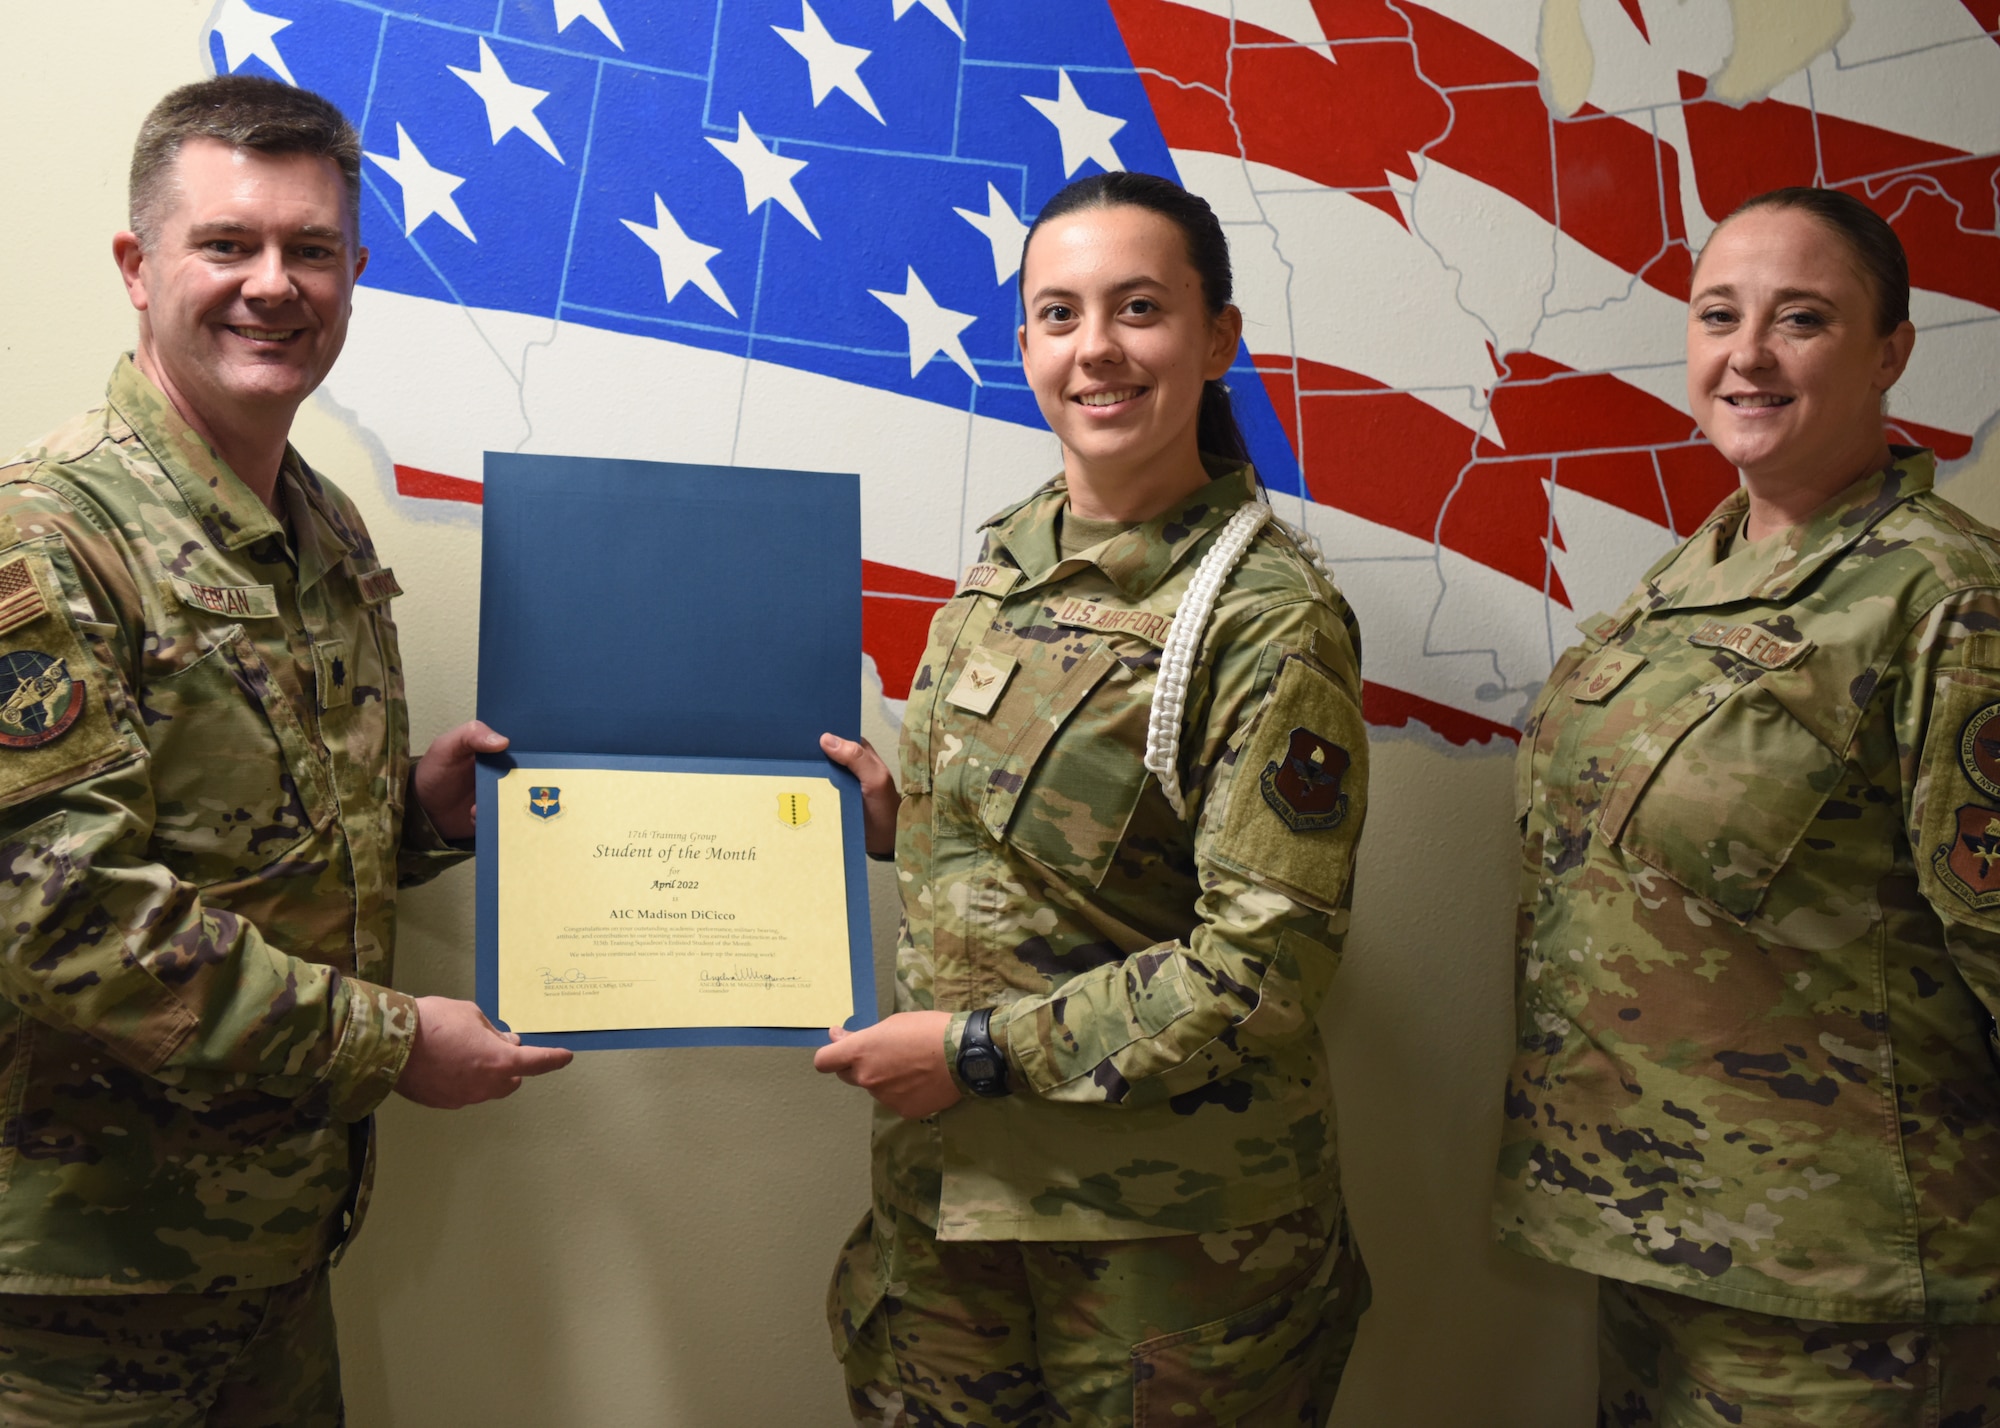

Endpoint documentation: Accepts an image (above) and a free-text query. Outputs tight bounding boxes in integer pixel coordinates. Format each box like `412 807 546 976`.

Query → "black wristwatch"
956 1008 1011 1098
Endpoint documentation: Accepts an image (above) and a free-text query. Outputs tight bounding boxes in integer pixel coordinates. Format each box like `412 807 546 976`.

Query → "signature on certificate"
538 966 614 987
698 965 813 991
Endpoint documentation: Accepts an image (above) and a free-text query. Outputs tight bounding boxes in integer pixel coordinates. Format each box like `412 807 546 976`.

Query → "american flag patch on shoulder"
0 558 49 639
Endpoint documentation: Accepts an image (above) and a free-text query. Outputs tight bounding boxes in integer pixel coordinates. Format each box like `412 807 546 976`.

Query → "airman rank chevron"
957 563 1021 599
1047 597 1172 646
170 576 279 620
1688 619 1812 670
0 558 50 639
356 567 403 605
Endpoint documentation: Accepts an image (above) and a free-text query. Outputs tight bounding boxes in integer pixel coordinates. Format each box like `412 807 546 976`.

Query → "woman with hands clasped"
1496 188 2000 1424
815 172 1371 1426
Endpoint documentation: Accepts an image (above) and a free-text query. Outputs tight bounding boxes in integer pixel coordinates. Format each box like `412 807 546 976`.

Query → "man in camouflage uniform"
1497 449 2000 1420
820 460 1369 1426
0 77 569 1425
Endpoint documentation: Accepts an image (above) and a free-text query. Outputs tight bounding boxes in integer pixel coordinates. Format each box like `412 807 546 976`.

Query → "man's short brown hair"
129 75 362 247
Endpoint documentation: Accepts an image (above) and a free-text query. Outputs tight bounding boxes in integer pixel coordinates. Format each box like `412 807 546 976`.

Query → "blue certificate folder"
472 452 875 1050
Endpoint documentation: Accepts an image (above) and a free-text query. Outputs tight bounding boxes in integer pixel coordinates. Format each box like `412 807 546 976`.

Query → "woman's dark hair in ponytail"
1020 172 1248 464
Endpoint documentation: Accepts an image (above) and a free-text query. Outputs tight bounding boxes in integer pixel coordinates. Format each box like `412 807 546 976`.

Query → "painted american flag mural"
203 0 2000 746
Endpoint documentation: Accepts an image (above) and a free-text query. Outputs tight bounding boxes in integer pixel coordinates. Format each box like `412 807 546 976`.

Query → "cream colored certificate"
496 767 853 1033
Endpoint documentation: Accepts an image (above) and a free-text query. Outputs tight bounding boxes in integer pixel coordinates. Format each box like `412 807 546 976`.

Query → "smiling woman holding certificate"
815 174 1371 1426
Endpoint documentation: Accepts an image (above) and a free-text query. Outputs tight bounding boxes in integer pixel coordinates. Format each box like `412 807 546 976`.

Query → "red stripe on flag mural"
1677 71 2000 315
1111 0 1445 225
1616 0 1651 41
1962 0 1999 40
862 561 954 700
1363 680 1520 746
394 465 484 505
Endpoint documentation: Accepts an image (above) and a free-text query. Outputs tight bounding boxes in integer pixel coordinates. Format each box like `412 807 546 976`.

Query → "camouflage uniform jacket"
1496 449 2000 1323
877 463 1369 1241
0 358 465 1295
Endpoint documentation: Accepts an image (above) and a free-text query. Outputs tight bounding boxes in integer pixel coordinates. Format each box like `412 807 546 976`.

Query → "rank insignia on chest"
944 647 1018 717
0 649 83 748
528 786 562 820
1259 726 1351 833
777 792 811 828
1960 703 2000 799
1935 804 2000 908
1570 649 1647 703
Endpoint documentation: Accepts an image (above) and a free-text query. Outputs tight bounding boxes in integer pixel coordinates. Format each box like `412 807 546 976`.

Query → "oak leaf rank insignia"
1259 726 1351 833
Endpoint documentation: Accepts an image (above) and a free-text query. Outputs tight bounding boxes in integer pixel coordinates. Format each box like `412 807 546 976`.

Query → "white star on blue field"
204 0 1304 493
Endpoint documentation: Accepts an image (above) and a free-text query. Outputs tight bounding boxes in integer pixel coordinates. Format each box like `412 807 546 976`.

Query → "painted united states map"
201 0 2000 745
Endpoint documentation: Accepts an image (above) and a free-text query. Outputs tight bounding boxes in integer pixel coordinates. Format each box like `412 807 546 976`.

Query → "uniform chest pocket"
1516 637 1599 824
975 640 1142 888
898 597 985 798
1601 675 1846 921
146 626 335 887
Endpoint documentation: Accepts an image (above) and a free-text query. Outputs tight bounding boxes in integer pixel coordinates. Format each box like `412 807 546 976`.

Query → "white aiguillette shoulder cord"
1143 500 1272 820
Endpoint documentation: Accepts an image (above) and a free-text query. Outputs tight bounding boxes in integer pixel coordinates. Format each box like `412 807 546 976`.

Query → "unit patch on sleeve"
1934 805 2000 909
0 649 84 747
1960 702 2000 799
1259 726 1352 833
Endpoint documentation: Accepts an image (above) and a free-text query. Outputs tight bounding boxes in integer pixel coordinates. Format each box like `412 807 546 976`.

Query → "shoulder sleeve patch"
1204 650 1367 913
1917 670 2000 928
0 550 131 810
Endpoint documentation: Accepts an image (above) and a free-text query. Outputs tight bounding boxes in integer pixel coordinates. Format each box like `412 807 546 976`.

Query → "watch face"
963 1054 996 1082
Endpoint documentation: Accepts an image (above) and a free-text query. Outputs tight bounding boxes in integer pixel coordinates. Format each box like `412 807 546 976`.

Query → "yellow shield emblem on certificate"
777 792 811 828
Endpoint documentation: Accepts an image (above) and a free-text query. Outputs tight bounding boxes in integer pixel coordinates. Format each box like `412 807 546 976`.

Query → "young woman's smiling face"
1686 205 1914 496
1018 204 1240 516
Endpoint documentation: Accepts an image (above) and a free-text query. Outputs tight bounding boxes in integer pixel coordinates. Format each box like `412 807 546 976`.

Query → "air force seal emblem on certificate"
778 792 811 828
1260 726 1351 833
528 786 562 820
0 649 83 748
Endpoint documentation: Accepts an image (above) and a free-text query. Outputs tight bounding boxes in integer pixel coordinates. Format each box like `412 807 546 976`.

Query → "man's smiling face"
120 137 366 438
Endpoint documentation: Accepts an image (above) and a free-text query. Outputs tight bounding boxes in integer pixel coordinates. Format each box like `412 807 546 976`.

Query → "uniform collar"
983 457 1259 601
105 355 356 578
1651 447 1935 611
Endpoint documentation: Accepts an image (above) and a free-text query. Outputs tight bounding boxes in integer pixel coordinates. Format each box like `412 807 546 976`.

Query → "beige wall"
5 4 1991 1426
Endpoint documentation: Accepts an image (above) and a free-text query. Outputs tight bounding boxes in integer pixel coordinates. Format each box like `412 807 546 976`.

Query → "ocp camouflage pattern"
1496 450 2000 1323
0 358 464 1295
877 461 1371 1242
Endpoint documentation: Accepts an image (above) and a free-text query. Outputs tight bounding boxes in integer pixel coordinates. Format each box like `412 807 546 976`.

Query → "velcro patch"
1571 649 1647 703
1577 609 1625 643
1934 804 2000 909
355 567 402 605
1961 703 2000 798
944 646 1017 716
314 638 351 712
1688 619 1811 670
1259 726 1351 832
957 562 1021 599
1046 596 1172 646
0 557 50 638
171 576 279 620
0 649 84 747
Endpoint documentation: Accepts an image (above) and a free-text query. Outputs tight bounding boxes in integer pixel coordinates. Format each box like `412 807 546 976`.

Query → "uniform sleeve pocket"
1611 678 1845 921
